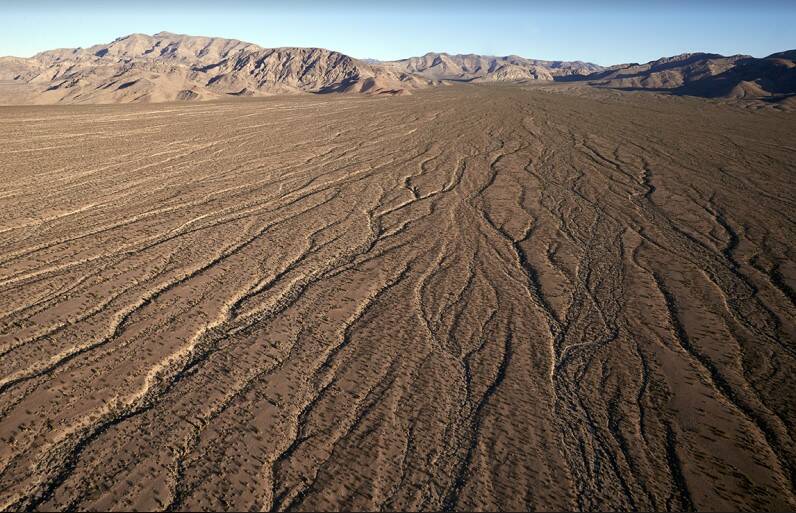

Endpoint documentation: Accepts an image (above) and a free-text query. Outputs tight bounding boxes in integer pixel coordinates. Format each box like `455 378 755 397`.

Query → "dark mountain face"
565 51 796 99
678 53 796 98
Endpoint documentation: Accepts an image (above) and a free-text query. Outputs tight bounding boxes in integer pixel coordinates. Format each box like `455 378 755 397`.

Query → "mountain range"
577 51 796 99
378 53 602 81
0 32 793 104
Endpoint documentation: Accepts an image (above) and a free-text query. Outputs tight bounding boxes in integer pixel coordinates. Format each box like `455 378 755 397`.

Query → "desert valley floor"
0 84 794 511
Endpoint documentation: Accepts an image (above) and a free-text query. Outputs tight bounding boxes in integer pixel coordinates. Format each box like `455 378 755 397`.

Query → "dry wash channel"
0 85 794 511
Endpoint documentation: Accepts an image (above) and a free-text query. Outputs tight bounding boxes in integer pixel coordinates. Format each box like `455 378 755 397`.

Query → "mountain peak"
0 32 427 103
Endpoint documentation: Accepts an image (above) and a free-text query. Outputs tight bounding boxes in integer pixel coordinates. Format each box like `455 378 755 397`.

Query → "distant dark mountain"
678 51 796 99
570 51 796 99
574 53 749 88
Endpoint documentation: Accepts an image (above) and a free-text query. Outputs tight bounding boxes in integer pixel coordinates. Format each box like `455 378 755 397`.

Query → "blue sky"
2 1 794 65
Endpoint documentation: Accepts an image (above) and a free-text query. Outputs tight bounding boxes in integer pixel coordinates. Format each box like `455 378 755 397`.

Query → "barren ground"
0 84 794 511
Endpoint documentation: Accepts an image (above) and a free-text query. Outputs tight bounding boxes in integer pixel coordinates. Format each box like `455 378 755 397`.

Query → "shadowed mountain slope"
678 52 796 98
574 51 796 99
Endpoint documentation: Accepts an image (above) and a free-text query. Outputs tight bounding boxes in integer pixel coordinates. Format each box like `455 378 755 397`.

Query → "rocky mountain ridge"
0 32 430 104
0 33 793 104
574 51 796 99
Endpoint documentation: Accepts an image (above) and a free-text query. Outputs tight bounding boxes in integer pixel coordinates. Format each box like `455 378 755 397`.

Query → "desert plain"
0 83 794 511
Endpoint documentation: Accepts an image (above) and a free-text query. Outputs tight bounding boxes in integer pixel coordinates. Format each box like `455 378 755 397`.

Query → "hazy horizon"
2 0 795 65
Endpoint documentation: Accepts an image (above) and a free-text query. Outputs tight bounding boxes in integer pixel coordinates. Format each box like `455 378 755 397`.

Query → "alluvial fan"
0 84 794 511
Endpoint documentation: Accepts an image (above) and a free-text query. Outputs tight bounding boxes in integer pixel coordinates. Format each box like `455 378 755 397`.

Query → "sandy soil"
0 84 794 511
